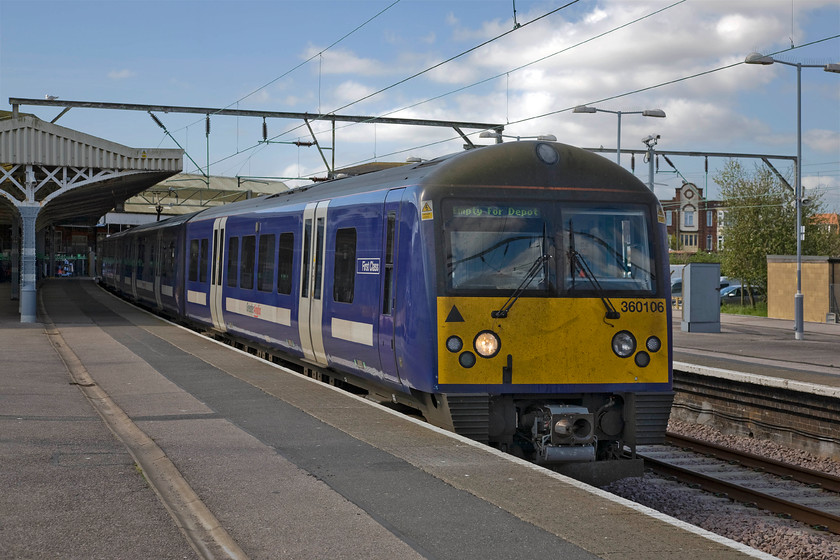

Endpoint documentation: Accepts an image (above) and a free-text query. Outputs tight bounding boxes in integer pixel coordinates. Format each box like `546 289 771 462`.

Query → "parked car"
720 284 765 305
671 276 734 299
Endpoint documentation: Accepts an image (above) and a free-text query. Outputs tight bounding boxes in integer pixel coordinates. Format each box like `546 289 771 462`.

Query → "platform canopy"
117 173 288 219
0 111 183 230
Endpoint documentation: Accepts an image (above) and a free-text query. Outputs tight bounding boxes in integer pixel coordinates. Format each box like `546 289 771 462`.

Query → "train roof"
145 142 655 226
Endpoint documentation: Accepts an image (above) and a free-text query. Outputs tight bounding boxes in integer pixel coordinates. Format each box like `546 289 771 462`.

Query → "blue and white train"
99 141 673 483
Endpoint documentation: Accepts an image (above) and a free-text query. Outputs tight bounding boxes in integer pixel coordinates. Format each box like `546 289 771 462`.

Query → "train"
99 140 673 484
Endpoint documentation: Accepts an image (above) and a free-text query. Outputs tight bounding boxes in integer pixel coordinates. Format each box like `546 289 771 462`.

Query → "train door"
298 201 329 366
378 189 403 384
210 217 228 331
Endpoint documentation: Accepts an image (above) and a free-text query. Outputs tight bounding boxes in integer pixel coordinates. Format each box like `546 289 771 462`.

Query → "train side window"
150 242 157 280
257 234 276 292
313 218 324 300
301 221 312 298
137 239 145 280
241 235 256 290
333 228 356 304
211 230 218 284
189 239 199 282
227 237 239 288
277 232 294 295
123 245 131 279
382 212 396 314
199 239 209 283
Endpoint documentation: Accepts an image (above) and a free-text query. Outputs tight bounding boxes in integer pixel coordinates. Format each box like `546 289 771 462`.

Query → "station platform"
671 308 840 391
1 278 786 560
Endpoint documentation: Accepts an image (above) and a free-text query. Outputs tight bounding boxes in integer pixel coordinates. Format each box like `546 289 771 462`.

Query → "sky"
1 0 839 210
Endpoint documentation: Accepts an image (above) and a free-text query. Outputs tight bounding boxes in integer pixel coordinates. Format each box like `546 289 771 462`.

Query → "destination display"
452 205 541 218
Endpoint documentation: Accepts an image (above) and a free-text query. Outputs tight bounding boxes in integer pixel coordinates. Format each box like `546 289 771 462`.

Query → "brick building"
661 182 724 254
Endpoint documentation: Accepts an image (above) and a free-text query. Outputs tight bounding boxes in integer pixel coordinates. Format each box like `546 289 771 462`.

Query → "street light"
573 105 666 165
745 52 840 340
479 131 557 143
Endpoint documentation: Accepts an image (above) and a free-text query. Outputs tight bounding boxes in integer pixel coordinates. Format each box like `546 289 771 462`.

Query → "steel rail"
665 432 840 493
640 441 840 534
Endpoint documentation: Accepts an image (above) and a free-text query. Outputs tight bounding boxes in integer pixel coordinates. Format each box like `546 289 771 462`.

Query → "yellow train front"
417 142 672 483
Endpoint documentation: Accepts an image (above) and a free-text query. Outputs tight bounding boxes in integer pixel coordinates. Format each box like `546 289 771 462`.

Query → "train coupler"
530 404 597 464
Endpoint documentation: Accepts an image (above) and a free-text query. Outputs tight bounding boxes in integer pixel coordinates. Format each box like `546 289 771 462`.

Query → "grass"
720 301 768 317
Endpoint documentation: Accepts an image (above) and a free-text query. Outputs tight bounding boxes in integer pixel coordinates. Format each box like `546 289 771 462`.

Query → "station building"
660 182 725 255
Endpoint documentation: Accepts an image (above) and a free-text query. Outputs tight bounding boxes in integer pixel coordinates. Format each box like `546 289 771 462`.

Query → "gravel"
602 419 840 560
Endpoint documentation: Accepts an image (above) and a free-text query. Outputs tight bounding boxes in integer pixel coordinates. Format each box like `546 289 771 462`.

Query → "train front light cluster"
446 330 501 368
611 331 661 368
611 331 636 358
474 330 501 358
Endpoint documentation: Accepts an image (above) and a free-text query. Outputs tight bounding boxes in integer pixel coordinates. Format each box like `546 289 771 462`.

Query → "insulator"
205 115 210 136
149 112 165 130
262 119 267 142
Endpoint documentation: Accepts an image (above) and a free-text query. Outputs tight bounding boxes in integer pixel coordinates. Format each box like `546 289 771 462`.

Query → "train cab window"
563 207 655 294
257 234 275 292
199 239 209 283
189 239 199 282
444 202 547 293
333 228 356 303
240 235 256 290
227 237 239 288
277 232 294 295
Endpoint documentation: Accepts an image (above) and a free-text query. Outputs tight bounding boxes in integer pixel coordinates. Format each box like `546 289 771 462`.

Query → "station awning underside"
0 111 183 230
120 173 289 218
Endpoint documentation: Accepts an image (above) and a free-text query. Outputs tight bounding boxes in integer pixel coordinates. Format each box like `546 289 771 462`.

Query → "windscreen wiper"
569 220 620 320
491 254 549 318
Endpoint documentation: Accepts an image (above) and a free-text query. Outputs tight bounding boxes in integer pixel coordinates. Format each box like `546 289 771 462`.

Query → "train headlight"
459 352 476 368
646 336 661 353
446 336 463 353
474 330 501 358
611 331 636 358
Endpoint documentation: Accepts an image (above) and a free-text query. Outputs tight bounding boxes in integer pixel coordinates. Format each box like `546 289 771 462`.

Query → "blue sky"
2 0 838 210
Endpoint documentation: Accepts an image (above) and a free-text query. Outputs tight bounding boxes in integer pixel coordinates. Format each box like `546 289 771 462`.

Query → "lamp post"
479 131 557 143
573 105 665 165
745 52 840 340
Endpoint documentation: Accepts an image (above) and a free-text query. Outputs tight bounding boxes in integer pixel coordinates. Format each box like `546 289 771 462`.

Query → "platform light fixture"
573 105 666 165
744 52 840 340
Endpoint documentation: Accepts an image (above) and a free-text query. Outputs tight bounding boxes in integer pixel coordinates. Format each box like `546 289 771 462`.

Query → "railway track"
637 432 840 534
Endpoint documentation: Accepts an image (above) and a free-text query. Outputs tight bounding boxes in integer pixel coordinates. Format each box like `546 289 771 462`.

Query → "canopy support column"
20 203 40 323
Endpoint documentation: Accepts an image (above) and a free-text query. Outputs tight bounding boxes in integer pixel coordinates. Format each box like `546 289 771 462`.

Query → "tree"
716 160 837 289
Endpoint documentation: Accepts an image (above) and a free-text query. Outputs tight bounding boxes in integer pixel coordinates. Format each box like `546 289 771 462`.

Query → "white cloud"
108 69 135 80
804 129 840 154
302 46 389 76
333 80 377 104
